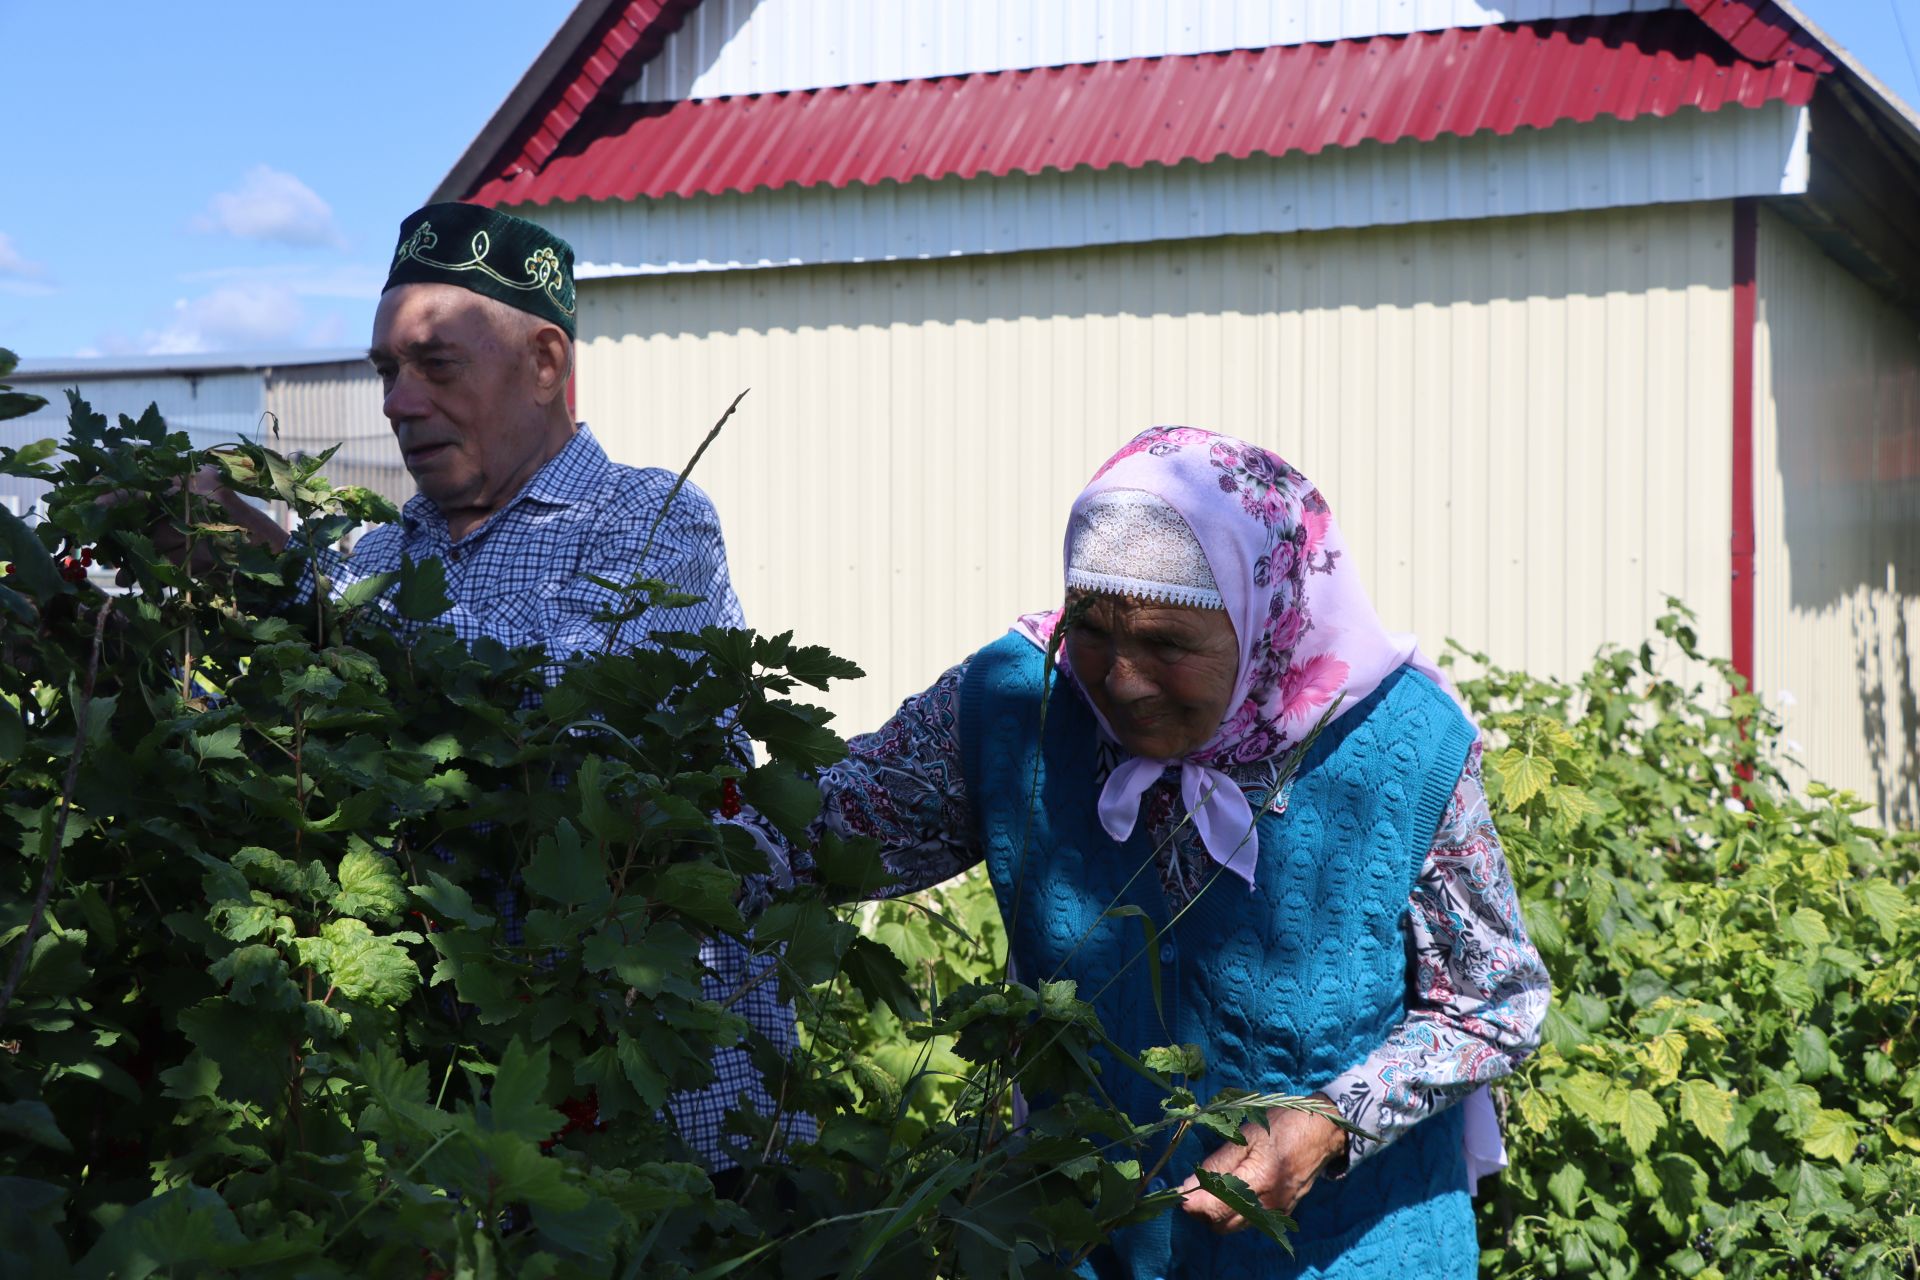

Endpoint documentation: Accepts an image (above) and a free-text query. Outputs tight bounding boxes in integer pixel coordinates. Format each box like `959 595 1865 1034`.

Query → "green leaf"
1783 907 1832 948
583 920 702 999
647 861 745 932
1678 1079 1735 1154
295 918 420 1006
1140 1044 1206 1078
813 831 896 896
332 846 407 923
337 569 399 610
1190 1169 1296 1252
209 944 302 1011
1800 1108 1860 1164
736 698 847 769
1771 962 1818 1013
523 821 609 911
189 723 247 762
1649 1153 1707 1235
1790 1024 1832 1081
489 1039 565 1141
1775 1158 1847 1220
615 1034 671 1110
0 507 60 598
1491 747 1555 809
394 553 452 621
412 872 495 930
739 761 822 840
1620 1088 1666 1155
781 643 864 690
841 934 922 1019
1546 1161 1586 1217
1856 877 1908 941
0 1100 71 1153
7 437 58 465
158 1053 222 1103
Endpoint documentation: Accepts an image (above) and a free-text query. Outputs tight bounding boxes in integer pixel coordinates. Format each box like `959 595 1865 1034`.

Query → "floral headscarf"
1014 426 1460 885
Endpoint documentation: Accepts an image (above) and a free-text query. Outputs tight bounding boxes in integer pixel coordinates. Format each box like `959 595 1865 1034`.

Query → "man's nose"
382 371 428 425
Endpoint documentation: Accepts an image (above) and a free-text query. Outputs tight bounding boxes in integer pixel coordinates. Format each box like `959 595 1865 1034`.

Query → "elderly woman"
814 427 1549 1277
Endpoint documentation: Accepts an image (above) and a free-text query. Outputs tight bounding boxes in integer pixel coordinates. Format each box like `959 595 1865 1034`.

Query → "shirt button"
1147 1176 1168 1194
1159 941 1176 964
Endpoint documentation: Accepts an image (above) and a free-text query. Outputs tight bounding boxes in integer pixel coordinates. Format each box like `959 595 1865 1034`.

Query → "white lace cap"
1065 489 1223 610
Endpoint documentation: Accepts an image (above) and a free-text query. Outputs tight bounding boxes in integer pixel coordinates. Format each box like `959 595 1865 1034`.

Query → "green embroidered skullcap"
385 202 577 337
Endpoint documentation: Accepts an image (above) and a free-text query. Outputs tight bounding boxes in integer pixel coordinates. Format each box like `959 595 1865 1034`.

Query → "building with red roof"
440 0 1920 819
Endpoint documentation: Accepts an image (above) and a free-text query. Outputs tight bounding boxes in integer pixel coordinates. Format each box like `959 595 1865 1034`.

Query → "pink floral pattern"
1020 426 1466 877
1087 425 1216 483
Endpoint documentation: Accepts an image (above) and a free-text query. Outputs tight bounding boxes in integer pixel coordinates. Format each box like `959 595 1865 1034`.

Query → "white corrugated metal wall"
627 0 1676 103
526 105 1808 279
575 200 1734 736
1753 208 1920 822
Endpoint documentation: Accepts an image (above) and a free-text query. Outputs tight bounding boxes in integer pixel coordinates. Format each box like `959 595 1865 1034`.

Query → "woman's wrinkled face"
1064 591 1240 760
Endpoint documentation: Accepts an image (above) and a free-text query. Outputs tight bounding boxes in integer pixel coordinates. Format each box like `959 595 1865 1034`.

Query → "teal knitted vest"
959 632 1480 1280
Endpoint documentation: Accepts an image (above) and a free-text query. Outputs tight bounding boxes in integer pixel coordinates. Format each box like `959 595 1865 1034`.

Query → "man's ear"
529 323 573 406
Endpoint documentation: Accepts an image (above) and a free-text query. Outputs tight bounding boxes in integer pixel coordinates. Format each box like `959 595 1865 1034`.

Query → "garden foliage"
1457 613 1920 1279
0 370 1297 1278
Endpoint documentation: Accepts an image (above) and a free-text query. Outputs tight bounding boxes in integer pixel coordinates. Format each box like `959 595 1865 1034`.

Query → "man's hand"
99 463 289 582
1177 1093 1349 1233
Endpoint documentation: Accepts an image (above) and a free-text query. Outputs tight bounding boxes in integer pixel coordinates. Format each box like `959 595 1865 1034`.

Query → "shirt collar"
401 423 610 538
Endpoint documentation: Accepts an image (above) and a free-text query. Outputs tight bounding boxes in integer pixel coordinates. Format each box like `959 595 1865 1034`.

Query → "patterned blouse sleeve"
809 658 984 898
1319 741 1552 1168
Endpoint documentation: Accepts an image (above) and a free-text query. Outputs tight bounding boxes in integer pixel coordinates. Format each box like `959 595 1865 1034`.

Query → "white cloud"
0 230 54 296
191 166 347 249
142 284 307 354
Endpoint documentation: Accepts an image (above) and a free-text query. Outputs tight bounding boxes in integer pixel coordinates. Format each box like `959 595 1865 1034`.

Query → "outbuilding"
5 349 407 533
439 0 1920 818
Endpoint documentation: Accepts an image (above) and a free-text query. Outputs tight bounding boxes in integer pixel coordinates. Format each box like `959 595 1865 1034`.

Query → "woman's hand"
1176 1093 1348 1233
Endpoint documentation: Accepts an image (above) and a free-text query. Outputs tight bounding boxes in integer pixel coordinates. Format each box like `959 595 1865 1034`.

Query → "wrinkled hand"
98 463 289 583
1177 1093 1349 1233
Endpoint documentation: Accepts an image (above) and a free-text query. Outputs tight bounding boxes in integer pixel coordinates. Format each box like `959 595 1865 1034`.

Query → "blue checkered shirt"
316 424 810 1169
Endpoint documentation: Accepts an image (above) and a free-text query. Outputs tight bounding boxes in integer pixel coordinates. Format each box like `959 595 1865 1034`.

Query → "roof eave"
1773 0 1920 151
429 0 627 206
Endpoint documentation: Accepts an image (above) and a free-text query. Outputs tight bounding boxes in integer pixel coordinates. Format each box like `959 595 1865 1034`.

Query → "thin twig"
636 389 749 579
0 599 113 1025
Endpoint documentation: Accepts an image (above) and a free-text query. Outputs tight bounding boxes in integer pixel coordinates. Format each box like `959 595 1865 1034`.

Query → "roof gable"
437 0 1885 211
432 0 702 206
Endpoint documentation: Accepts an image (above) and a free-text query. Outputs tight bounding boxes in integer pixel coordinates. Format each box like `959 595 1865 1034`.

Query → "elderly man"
190 201 806 1178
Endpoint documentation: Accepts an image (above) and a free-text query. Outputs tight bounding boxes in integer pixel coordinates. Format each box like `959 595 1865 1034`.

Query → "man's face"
368 284 551 523
1064 592 1241 760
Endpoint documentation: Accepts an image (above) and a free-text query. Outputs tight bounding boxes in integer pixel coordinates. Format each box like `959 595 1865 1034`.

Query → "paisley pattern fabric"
814 664 1550 1167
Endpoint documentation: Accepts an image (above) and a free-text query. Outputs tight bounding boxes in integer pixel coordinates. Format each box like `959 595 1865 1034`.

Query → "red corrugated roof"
1682 0 1835 73
468 12 1820 207
461 0 703 202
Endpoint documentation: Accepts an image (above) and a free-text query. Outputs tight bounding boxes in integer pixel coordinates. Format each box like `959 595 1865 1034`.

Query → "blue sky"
2 1 1916 361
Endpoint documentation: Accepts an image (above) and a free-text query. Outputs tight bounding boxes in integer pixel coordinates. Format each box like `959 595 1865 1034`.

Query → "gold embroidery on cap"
393 221 575 316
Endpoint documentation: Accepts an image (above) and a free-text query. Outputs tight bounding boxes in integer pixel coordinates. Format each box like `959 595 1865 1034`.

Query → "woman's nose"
1105 655 1158 704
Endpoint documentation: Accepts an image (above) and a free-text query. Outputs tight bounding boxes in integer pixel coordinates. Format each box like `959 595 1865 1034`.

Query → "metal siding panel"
627 0 1676 103
1753 208 1920 823
521 104 1810 278
573 205 1733 734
